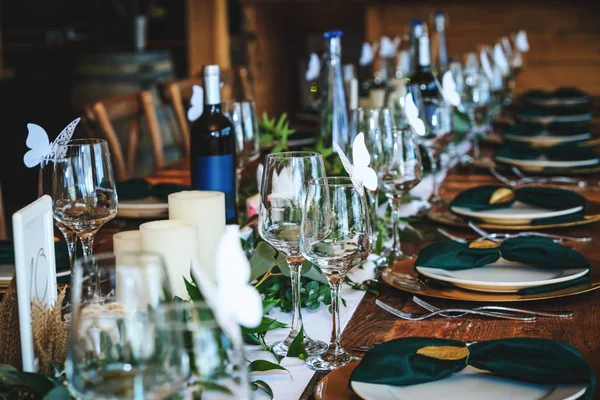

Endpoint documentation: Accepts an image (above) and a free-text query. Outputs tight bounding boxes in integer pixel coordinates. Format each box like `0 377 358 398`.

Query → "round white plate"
495 155 600 169
118 197 168 219
416 259 589 293
451 201 583 225
518 113 592 124
351 366 587 400
504 132 591 146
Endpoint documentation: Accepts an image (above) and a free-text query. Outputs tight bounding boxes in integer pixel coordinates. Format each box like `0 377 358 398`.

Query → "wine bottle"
406 19 425 84
431 11 448 75
190 65 238 224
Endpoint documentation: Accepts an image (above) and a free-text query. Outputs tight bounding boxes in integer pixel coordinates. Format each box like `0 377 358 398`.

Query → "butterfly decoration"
440 71 461 107
187 85 204 122
23 117 81 168
380 36 401 58
479 51 494 81
305 52 321 81
515 30 530 52
359 42 374 66
493 43 510 75
501 36 513 57
404 93 426 136
334 132 378 192
212 225 262 329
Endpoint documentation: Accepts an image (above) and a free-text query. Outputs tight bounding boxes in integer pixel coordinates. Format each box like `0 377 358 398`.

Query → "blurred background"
0 0 599 225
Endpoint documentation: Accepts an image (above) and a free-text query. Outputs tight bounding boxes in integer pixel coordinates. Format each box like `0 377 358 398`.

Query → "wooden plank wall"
364 0 600 94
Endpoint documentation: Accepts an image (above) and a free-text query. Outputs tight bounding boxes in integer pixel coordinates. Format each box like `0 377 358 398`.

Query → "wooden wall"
364 0 600 94
241 0 600 118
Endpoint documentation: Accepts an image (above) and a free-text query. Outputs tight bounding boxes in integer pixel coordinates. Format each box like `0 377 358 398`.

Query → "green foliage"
259 112 296 153
314 139 345 176
286 327 308 360
250 380 274 399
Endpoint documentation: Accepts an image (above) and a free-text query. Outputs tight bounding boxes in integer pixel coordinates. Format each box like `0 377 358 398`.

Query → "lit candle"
168 191 225 285
139 220 199 299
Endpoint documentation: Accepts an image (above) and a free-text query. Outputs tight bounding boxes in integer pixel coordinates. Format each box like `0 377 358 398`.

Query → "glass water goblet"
39 157 78 270
300 177 371 371
378 127 423 261
67 252 189 399
52 139 118 258
461 53 491 160
258 151 328 357
223 100 261 171
155 302 251 399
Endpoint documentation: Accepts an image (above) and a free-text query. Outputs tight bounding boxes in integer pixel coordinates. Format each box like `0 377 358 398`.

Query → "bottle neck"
437 31 448 70
417 36 431 72
203 73 221 106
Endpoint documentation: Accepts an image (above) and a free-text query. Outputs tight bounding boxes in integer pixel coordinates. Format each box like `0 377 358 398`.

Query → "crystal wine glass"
378 127 423 260
39 157 78 270
52 139 118 258
223 100 261 171
300 177 371 371
67 252 189 399
258 151 328 357
155 302 251 399
461 53 491 160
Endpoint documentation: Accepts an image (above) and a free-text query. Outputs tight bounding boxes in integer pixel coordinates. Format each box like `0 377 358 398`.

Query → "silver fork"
413 296 573 319
375 299 536 321
468 222 592 243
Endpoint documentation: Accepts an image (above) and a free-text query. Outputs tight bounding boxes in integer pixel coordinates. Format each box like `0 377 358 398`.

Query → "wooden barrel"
72 51 181 176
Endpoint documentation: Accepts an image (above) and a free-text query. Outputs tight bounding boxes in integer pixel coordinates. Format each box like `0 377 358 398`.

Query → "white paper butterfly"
305 52 321 82
515 30 529 52
333 132 378 192
187 85 204 122
479 51 494 80
359 42 374 66
214 225 262 328
24 117 81 168
493 43 510 76
501 36 513 57
440 71 461 107
379 36 401 58
404 93 426 136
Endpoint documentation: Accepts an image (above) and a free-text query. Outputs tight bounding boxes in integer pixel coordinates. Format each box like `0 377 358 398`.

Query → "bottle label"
193 154 236 220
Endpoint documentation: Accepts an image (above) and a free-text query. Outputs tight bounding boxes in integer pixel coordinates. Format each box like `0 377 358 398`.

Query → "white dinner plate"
504 132 591 147
351 365 588 400
451 201 582 225
495 155 600 169
416 259 589 293
118 197 168 219
517 113 592 124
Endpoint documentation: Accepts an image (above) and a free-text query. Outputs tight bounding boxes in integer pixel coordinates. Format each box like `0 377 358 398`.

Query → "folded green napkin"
116 179 189 201
523 87 588 100
0 240 70 271
415 237 591 294
495 144 600 167
503 122 590 138
350 337 595 400
451 185 587 225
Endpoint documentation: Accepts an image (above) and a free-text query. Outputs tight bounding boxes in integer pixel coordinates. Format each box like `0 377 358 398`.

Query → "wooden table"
104 151 600 399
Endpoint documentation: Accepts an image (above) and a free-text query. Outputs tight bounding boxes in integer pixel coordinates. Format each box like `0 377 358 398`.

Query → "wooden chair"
83 91 165 181
0 182 6 241
161 66 254 159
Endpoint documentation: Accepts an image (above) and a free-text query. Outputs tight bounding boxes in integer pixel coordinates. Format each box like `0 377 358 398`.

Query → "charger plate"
315 362 587 400
427 201 600 231
381 258 600 302
471 157 600 175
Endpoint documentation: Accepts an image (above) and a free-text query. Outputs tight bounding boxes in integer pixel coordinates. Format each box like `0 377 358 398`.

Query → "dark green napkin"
116 179 190 201
0 240 70 271
495 144 600 168
350 337 595 400
415 237 591 294
502 122 590 138
450 185 588 225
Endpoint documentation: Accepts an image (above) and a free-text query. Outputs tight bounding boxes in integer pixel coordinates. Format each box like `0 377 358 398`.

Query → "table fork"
413 296 573 319
375 299 536 321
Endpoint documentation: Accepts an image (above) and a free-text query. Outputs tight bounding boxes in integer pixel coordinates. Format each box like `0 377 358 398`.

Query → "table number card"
12 195 58 372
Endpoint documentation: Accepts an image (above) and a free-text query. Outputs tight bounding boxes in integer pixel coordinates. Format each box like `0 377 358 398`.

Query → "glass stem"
59 228 78 271
390 198 403 257
79 233 96 258
468 111 481 159
427 146 440 202
287 259 304 337
327 274 344 355
367 189 379 245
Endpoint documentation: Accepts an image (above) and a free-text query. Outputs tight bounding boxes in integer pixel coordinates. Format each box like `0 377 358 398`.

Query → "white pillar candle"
168 191 225 285
139 220 199 299
113 230 142 253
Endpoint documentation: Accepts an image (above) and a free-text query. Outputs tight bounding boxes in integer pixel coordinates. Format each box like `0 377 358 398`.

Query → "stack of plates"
451 201 583 226
118 197 169 219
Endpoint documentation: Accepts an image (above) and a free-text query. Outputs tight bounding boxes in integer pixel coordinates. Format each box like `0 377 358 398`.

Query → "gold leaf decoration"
489 188 514 205
417 345 469 361
469 240 501 249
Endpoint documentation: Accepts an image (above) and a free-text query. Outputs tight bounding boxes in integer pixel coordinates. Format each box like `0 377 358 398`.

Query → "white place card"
12 195 57 372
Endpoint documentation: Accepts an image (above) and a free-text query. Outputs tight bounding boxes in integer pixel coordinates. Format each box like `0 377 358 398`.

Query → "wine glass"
258 151 328 357
378 127 423 260
67 252 190 399
461 53 491 160
223 100 261 171
39 157 78 270
155 302 251 399
52 139 118 258
300 177 371 371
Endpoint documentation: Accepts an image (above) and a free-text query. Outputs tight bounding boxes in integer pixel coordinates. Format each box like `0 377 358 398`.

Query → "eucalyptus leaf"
184 276 203 301
247 360 289 376
251 380 274 399
250 242 286 282
286 326 308 360
242 317 287 334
